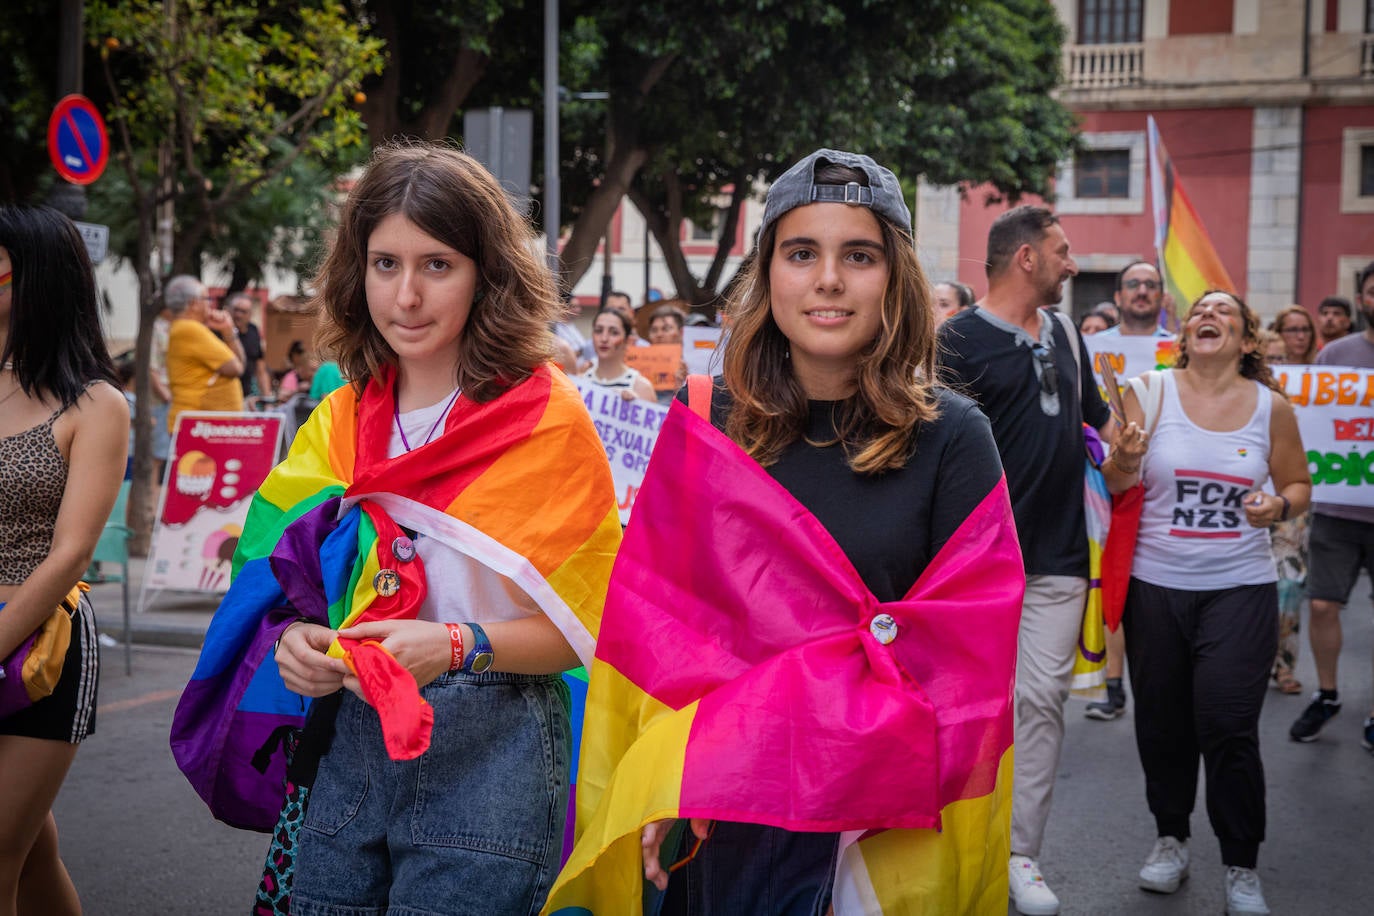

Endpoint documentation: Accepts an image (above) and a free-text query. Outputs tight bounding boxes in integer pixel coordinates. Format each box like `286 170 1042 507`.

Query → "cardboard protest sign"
146 412 283 595
625 344 682 391
573 379 668 524
1083 335 1179 397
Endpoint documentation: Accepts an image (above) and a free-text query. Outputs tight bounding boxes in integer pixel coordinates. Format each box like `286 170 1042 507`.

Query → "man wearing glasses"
1098 261 1176 338
226 291 273 401
938 205 1113 916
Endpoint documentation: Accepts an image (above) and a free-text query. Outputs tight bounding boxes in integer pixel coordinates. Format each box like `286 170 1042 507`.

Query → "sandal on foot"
1275 670 1303 694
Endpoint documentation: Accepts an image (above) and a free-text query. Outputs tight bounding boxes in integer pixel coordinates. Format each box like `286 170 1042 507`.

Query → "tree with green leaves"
0 3 62 204
86 0 382 551
556 0 1078 302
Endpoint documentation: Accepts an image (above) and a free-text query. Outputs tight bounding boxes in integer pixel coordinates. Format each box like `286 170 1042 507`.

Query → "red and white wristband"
446 623 465 673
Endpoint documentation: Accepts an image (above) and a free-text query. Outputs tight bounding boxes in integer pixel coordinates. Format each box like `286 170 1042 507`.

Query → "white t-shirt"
384 391 540 624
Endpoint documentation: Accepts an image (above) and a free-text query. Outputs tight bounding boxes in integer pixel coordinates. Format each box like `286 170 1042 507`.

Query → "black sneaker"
1085 680 1127 721
1362 717 1374 755
1289 693 1341 742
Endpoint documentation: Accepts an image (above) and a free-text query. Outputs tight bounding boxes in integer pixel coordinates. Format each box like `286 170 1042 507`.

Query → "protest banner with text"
573 379 668 524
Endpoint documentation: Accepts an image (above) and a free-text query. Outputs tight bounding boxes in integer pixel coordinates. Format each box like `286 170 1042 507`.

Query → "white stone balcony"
1064 42 1145 90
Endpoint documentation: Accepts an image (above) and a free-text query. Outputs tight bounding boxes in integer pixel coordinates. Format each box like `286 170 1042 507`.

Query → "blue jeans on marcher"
290 670 571 916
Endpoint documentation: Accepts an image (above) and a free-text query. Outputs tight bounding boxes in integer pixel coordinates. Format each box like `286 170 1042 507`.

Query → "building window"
1367 0 1374 33
1340 127 1374 213
688 212 722 242
1055 131 1145 216
1070 272 1118 320
1074 149 1131 199
1079 0 1143 45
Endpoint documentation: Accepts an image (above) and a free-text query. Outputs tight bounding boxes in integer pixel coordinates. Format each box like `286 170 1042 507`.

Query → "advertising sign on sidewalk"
145 412 282 597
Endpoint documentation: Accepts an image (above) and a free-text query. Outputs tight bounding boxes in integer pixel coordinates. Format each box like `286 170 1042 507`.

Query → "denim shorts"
291 670 571 916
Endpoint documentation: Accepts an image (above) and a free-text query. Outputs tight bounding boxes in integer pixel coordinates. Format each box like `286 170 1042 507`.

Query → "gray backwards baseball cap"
760 148 912 241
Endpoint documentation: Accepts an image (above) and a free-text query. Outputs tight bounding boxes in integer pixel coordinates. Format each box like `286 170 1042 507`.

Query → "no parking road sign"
47 94 109 186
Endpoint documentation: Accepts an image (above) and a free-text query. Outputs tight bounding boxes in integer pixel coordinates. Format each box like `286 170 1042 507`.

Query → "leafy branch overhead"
554 0 1078 301
82 0 383 555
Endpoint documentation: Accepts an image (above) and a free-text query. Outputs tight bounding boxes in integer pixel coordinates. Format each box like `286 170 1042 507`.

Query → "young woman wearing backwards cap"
547 150 1025 914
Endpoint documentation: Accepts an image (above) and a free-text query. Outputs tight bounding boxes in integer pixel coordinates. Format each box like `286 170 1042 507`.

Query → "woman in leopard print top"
0 205 128 914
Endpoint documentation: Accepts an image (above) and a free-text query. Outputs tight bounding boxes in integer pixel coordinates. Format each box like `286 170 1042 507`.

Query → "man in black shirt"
938 206 1112 916
228 292 272 400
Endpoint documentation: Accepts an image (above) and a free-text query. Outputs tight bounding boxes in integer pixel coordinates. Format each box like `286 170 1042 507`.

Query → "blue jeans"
291 670 571 916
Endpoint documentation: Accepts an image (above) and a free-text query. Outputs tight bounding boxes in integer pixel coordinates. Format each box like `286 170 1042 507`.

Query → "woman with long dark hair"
0 205 128 915
1103 290 1310 914
550 150 1024 914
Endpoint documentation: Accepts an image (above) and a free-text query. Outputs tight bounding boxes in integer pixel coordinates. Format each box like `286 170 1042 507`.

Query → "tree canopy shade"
0 2 63 203
555 0 1079 301
85 0 382 550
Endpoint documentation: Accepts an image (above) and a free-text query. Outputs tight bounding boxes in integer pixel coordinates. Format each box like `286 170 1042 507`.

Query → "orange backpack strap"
685 374 712 422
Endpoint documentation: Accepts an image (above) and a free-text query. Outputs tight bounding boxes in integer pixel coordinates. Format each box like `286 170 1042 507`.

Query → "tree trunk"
127 198 160 557
559 141 648 293
409 46 487 139
702 176 748 295
360 4 403 144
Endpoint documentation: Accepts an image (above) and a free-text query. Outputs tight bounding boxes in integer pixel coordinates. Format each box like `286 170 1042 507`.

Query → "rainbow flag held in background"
546 402 1025 914
1148 115 1238 323
171 364 621 831
1073 426 1110 695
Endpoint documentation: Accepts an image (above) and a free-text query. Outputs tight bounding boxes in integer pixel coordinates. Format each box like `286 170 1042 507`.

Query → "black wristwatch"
461 622 494 674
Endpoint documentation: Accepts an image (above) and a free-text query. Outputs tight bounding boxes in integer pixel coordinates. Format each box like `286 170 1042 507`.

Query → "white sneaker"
1008 854 1060 915
1225 867 1271 914
1139 836 1190 893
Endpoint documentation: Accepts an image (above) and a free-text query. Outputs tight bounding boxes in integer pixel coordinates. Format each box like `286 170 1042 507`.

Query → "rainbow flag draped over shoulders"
171 364 621 831
1148 115 1238 324
546 401 1024 915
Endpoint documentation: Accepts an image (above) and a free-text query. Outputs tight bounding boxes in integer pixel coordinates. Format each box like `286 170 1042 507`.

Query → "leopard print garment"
0 410 67 584
254 729 306 916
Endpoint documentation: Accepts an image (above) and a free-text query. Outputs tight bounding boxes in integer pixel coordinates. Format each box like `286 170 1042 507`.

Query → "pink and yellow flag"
546 402 1025 914
1148 115 1238 322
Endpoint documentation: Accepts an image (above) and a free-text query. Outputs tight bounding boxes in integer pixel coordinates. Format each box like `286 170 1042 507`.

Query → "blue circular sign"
47 95 109 186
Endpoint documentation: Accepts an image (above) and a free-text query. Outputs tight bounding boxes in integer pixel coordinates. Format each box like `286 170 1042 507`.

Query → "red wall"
1298 105 1374 306
1169 0 1233 35
956 108 1254 300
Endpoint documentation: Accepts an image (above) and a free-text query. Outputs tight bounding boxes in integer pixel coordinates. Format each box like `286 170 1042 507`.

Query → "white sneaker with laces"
1139 836 1190 893
1008 854 1060 915
1225 866 1271 914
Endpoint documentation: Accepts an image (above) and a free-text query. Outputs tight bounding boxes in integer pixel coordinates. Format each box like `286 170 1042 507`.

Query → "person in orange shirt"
164 276 244 430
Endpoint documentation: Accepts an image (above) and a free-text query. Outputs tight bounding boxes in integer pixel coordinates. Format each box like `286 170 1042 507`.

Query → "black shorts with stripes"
0 593 99 743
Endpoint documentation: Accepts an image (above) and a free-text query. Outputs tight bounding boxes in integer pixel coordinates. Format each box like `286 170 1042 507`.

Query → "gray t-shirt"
1314 332 1374 523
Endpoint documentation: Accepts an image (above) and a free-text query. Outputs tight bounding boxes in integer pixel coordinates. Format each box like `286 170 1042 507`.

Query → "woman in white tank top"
1100 290 1311 914
582 307 657 402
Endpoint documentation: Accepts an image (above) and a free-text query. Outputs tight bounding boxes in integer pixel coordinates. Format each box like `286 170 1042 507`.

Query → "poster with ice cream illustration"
145 412 282 595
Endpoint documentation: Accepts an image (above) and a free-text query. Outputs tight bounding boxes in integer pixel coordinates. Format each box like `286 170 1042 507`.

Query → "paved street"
52 571 1373 914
